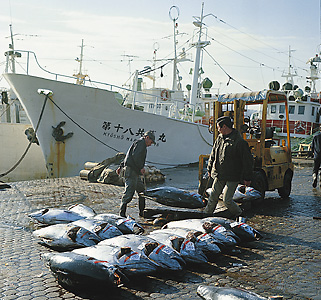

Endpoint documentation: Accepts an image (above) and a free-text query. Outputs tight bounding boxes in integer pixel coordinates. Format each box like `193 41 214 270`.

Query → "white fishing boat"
3 6 214 178
0 26 47 182
251 47 321 141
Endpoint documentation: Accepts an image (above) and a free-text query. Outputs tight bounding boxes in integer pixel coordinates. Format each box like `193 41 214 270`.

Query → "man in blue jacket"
118 130 155 217
204 116 253 217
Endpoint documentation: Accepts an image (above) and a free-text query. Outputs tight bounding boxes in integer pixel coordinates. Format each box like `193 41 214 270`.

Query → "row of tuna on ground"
29 203 268 299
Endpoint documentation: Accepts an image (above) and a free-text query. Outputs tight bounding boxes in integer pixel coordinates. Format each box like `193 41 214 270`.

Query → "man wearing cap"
117 130 156 217
204 116 253 218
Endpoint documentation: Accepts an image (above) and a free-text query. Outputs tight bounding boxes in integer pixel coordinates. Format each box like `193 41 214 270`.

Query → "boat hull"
4 73 213 178
0 123 47 182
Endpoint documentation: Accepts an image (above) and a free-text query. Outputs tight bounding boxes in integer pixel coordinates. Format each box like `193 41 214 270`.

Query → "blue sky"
1 0 321 94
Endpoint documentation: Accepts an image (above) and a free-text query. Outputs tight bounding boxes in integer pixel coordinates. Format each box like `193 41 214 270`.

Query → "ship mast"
169 6 179 91
281 46 297 86
306 54 321 93
190 2 210 106
73 39 88 85
4 24 21 74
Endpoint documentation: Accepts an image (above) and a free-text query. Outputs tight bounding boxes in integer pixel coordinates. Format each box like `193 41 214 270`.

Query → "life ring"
160 89 169 101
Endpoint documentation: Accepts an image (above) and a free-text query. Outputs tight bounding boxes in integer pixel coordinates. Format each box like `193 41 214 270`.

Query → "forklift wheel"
278 170 293 199
251 171 267 199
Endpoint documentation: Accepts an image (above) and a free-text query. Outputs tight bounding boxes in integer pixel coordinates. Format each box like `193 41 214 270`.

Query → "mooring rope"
0 94 49 178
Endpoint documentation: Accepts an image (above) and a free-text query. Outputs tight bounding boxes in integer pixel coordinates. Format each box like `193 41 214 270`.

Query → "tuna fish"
94 213 144 235
204 217 263 242
206 185 262 202
29 208 85 225
233 185 262 201
155 227 221 255
163 219 239 248
98 234 185 271
148 228 208 264
73 243 158 276
42 252 126 287
68 203 96 218
33 223 100 250
143 186 206 209
197 285 268 300
72 219 123 241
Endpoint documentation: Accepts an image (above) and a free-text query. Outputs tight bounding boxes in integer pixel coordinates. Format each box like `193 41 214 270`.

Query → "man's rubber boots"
119 203 127 218
139 196 145 217
313 173 318 188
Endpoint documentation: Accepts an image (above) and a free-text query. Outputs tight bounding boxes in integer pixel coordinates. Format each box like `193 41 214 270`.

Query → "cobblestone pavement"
0 164 320 300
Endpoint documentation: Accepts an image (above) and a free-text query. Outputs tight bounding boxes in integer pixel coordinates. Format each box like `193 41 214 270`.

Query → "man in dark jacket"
311 129 321 188
118 130 155 217
204 116 253 217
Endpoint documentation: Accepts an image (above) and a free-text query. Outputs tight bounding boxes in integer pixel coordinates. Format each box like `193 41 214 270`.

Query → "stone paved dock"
0 165 320 299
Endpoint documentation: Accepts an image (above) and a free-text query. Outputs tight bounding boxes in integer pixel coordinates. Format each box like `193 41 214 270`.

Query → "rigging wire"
203 48 252 91
208 35 275 71
208 27 286 66
209 13 309 72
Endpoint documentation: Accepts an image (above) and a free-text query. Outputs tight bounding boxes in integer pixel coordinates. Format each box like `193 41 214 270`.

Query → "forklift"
198 90 294 199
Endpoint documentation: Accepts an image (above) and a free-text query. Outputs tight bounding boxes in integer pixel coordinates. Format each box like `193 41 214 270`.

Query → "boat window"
279 105 285 114
312 106 315 116
149 104 154 109
271 105 276 113
298 106 305 115
289 105 295 114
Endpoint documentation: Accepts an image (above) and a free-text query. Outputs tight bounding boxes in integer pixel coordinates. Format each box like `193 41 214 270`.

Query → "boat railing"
7 49 205 123
10 50 127 92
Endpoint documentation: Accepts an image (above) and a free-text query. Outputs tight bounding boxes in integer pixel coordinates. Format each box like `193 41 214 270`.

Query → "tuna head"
179 238 208 264
67 226 101 247
92 223 123 240
193 231 221 254
116 217 144 235
142 241 185 271
229 221 263 242
202 222 239 247
116 247 159 276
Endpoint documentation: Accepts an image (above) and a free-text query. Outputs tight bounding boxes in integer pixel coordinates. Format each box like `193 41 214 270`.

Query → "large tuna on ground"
68 203 96 218
73 243 158 276
154 227 221 255
33 223 100 250
94 214 144 234
29 208 86 225
42 252 126 287
143 186 206 208
148 229 208 264
72 218 123 241
29 203 97 225
163 219 239 248
204 217 263 242
98 234 186 271
197 285 268 299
